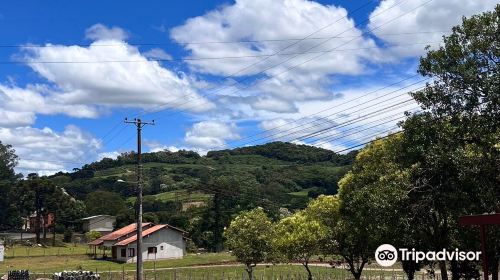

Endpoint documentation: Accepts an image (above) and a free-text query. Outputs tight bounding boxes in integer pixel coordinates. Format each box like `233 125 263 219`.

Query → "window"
160 246 164 251
148 247 157 254
128 248 135 257
121 249 126 258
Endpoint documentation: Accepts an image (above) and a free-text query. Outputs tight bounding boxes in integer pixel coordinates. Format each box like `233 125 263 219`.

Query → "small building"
28 212 54 233
82 215 116 234
88 223 187 262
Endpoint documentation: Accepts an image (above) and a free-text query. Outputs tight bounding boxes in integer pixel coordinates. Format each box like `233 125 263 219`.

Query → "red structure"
28 212 55 232
459 213 500 280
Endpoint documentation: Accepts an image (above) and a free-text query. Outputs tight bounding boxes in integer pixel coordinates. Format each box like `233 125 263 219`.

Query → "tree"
303 195 341 259
337 135 426 280
0 141 21 230
85 230 102 242
224 208 274 280
273 211 327 280
405 6 500 280
85 190 127 216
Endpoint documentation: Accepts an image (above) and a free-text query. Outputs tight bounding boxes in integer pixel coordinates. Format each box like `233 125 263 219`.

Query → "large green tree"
224 208 274 280
405 5 499 280
337 135 429 280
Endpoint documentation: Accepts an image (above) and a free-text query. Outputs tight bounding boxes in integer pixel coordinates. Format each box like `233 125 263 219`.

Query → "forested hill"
48 142 357 250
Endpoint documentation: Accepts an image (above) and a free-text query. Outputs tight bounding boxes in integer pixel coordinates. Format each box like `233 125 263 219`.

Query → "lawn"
1 253 236 274
3 244 90 258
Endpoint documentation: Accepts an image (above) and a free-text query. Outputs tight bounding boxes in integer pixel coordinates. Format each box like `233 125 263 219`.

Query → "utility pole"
124 118 154 280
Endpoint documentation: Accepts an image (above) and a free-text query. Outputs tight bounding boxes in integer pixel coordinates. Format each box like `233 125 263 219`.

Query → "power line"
229 81 427 148
311 109 420 146
0 41 441 64
292 98 415 142
0 30 449 48
332 127 402 153
225 74 424 146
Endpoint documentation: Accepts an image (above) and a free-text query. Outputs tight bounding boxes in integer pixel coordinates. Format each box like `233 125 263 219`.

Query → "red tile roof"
115 225 167 246
100 223 151 241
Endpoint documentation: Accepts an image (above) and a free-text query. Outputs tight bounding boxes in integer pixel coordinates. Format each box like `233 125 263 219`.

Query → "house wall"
114 245 128 262
83 216 116 232
121 228 185 263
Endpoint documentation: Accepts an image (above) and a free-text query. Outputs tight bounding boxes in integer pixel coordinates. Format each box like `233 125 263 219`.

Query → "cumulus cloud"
0 125 101 175
369 0 498 57
184 121 240 150
171 0 381 113
171 0 377 76
20 37 214 114
0 84 99 127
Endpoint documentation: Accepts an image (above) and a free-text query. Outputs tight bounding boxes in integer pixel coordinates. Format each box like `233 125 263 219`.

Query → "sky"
0 0 497 175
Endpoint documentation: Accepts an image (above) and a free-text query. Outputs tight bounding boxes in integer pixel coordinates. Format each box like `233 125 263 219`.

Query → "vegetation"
224 208 274 280
0 141 354 250
274 211 327 280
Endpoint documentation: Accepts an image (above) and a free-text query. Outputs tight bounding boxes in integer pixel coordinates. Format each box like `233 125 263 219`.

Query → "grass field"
1 252 236 273
3 244 90 258
127 189 213 204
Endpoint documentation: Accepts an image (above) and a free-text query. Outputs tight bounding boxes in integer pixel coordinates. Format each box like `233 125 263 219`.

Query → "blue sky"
0 0 496 174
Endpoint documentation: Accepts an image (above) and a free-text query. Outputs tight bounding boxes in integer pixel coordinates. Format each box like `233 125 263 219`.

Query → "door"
112 246 117 259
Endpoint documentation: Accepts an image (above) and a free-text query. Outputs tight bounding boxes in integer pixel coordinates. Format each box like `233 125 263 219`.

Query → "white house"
88 223 187 262
82 215 116 234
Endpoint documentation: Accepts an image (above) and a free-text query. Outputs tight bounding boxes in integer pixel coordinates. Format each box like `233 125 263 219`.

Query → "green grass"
288 188 314 197
4 244 90 258
0 252 235 273
127 189 213 204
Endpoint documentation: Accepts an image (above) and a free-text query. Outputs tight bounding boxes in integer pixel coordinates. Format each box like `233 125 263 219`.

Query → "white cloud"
85 24 129 41
0 84 99 127
369 0 497 57
184 121 240 150
21 38 214 114
171 0 377 76
171 0 381 113
0 125 101 175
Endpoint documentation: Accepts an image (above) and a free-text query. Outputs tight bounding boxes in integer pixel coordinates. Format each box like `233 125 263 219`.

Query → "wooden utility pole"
124 118 154 280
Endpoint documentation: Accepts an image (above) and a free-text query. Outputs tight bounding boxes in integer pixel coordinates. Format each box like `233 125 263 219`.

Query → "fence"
10 265 490 280
4 246 91 258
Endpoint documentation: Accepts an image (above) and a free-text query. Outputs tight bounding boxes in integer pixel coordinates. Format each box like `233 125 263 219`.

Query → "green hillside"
48 142 356 251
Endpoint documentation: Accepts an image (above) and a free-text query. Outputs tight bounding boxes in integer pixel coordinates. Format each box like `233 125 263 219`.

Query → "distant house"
28 212 54 233
82 215 116 234
88 223 187 262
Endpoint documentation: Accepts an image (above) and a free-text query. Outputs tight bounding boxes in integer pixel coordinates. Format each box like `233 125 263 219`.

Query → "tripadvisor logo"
375 244 481 267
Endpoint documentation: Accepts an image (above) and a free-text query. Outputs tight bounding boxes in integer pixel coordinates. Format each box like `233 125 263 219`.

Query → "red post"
480 225 488 280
